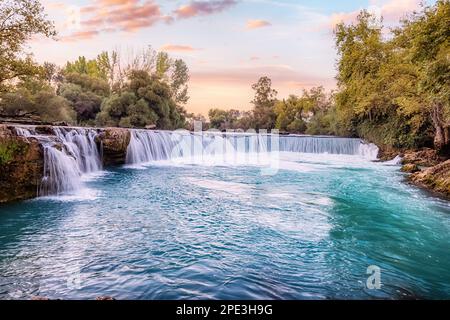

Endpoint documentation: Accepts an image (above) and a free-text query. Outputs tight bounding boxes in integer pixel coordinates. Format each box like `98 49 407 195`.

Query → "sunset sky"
31 0 434 115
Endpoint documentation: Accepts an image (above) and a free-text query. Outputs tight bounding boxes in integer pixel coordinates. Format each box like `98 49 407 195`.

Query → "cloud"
61 0 169 40
246 19 271 29
375 0 421 21
249 56 260 61
60 30 99 42
160 44 198 52
327 0 422 29
174 0 238 19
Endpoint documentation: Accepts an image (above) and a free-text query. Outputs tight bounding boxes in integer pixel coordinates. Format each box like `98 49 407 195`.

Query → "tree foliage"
0 0 56 92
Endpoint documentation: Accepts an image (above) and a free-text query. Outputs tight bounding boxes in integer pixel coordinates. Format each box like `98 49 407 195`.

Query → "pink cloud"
160 44 198 52
377 0 421 21
60 30 99 42
246 19 271 29
327 0 422 29
62 0 168 40
174 0 237 19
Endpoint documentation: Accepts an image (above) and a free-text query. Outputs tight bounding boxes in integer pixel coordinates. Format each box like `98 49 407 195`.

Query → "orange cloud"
62 0 167 40
174 0 237 19
160 44 198 52
246 19 271 29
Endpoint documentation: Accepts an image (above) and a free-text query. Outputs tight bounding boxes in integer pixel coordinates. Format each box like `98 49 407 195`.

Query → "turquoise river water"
0 130 449 299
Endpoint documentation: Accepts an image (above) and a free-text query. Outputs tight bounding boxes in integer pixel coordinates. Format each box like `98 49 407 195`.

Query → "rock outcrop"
0 125 44 203
401 148 442 167
96 127 131 166
409 160 450 198
401 163 420 173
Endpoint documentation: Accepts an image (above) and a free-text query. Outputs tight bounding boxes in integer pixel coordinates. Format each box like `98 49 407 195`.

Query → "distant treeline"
205 1 449 153
0 0 449 153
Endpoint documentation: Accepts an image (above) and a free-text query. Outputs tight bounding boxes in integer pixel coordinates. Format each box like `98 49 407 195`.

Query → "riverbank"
378 146 450 199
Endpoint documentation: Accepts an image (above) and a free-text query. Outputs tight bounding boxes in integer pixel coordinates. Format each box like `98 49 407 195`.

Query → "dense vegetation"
0 0 448 154
0 1 189 129
208 1 449 154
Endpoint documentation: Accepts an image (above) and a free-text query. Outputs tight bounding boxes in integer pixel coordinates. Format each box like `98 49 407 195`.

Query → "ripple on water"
0 155 449 299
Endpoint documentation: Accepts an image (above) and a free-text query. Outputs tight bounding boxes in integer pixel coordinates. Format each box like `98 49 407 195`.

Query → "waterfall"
53 127 102 173
126 130 379 165
14 125 380 197
15 126 102 196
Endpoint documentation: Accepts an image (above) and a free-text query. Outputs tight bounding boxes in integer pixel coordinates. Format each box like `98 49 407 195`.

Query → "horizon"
30 0 435 116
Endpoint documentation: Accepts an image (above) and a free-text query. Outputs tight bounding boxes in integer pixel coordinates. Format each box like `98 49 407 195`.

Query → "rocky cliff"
0 125 44 203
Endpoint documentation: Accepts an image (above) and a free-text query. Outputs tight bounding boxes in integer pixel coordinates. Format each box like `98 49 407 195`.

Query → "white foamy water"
14 126 380 198
126 130 379 166
15 126 103 197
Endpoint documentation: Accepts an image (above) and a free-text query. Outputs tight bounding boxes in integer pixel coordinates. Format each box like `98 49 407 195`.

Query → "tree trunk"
431 103 450 154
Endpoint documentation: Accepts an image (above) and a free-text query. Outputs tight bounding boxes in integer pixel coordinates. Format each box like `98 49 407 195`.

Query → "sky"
31 0 434 115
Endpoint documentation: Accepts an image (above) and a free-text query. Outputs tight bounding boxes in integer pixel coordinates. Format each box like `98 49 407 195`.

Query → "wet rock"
35 125 55 135
402 148 442 167
401 163 420 173
377 147 400 162
409 160 450 198
0 125 44 203
96 127 131 166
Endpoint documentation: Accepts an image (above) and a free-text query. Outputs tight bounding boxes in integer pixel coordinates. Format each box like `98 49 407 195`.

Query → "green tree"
251 76 278 130
156 51 171 80
393 0 450 152
170 59 190 105
0 0 56 92
0 78 75 123
64 56 108 80
58 72 110 124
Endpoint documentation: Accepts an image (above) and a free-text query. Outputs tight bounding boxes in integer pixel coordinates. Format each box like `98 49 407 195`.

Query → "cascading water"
15 126 102 196
126 130 379 165
14 126 380 196
53 127 102 173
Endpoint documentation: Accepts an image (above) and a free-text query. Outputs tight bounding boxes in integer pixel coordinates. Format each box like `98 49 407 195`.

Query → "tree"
251 76 278 130
170 59 190 105
156 51 171 80
393 0 450 152
0 78 75 123
0 0 56 92
41 62 57 84
58 72 110 123
96 68 186 129
96 92 158 128
64 56 108 80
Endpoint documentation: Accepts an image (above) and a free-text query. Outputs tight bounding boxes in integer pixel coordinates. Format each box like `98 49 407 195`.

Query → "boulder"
96 127 131 166
0 125 44 203
401 163 420 173
409 160 450 198
377 147 400 162
402 148 442 167
35 125 55 135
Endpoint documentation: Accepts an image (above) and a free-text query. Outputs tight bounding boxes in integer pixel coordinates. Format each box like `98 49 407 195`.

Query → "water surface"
0 152 449 299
